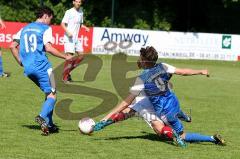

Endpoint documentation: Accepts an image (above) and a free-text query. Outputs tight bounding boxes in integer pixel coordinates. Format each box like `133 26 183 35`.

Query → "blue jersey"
139 63 176 115
19 22 51 69
139 63 172 96
139 63 184 133
14 22 55 94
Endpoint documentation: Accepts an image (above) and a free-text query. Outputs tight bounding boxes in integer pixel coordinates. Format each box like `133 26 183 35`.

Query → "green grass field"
1 50 240 159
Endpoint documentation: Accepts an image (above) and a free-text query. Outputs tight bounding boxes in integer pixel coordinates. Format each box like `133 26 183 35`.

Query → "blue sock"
48 110 54 127
0 55 3 75
185 133 215 143
40 97 56 126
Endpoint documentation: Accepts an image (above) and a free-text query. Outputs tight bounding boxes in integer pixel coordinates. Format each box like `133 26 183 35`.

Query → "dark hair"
35 6 54 19
140 46 158 65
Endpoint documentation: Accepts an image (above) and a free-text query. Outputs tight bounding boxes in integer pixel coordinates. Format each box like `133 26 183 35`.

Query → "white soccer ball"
78 117 95 134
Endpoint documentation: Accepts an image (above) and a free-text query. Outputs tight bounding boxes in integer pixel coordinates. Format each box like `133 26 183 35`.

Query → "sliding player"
95 46 225 147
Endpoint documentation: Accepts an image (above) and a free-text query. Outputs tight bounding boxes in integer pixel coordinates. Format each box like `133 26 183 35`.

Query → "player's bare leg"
94 108 136 131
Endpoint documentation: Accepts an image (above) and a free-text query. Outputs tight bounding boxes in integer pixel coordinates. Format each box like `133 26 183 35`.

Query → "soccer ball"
78 117 95 134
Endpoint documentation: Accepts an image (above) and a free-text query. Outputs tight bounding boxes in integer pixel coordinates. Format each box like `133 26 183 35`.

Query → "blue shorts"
24 64 56 94
153 92 184 134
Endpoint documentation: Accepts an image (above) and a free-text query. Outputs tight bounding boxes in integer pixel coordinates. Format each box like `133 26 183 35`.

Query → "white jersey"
62 7 84 41
130 63 176 96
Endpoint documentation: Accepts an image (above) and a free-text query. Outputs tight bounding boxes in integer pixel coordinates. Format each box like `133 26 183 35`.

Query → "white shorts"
64 38 83 54
129 97 165 129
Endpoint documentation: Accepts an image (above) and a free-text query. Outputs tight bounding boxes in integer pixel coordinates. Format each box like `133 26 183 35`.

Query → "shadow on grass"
60 129 77 132
21 124 79 133
94 131 174 146
22 124 41 130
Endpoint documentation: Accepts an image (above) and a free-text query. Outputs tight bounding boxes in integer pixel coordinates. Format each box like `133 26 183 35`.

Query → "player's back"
140 63 171 96
19 22 50 69
140 63 177 114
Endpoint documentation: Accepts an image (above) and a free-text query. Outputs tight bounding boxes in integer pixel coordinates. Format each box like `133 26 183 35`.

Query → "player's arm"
45 43 71 60
174 68 209 77
44 27 72 60
162 63 209 77
10 40 22 66
102 93 136 121
10 29 22 66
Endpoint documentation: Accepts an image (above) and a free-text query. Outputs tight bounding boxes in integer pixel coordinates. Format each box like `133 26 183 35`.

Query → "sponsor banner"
0 22 26 48
92 27 240 61
1 23 240 61
0 22 93 53
92 27 148 56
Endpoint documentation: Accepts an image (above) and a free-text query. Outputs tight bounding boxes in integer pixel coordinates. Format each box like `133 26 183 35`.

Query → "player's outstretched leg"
184 133 226 146
94 112 126 131
94 119 114 131
94 109 135 131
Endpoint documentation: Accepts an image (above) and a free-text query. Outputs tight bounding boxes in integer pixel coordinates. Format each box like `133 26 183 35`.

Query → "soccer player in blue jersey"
97 46 225 147
10 6 72 136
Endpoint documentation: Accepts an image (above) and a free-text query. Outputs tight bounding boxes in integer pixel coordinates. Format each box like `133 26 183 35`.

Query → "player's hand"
67 31 73 38
202 69 210 77
65 54 73 61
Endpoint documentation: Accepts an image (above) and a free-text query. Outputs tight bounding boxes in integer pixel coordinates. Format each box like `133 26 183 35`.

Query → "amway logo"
101 29 149 46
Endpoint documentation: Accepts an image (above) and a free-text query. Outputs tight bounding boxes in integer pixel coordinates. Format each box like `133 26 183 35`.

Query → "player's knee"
123 108 136 118
151 120 164 133
122 108 131 114
46 92 56 99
